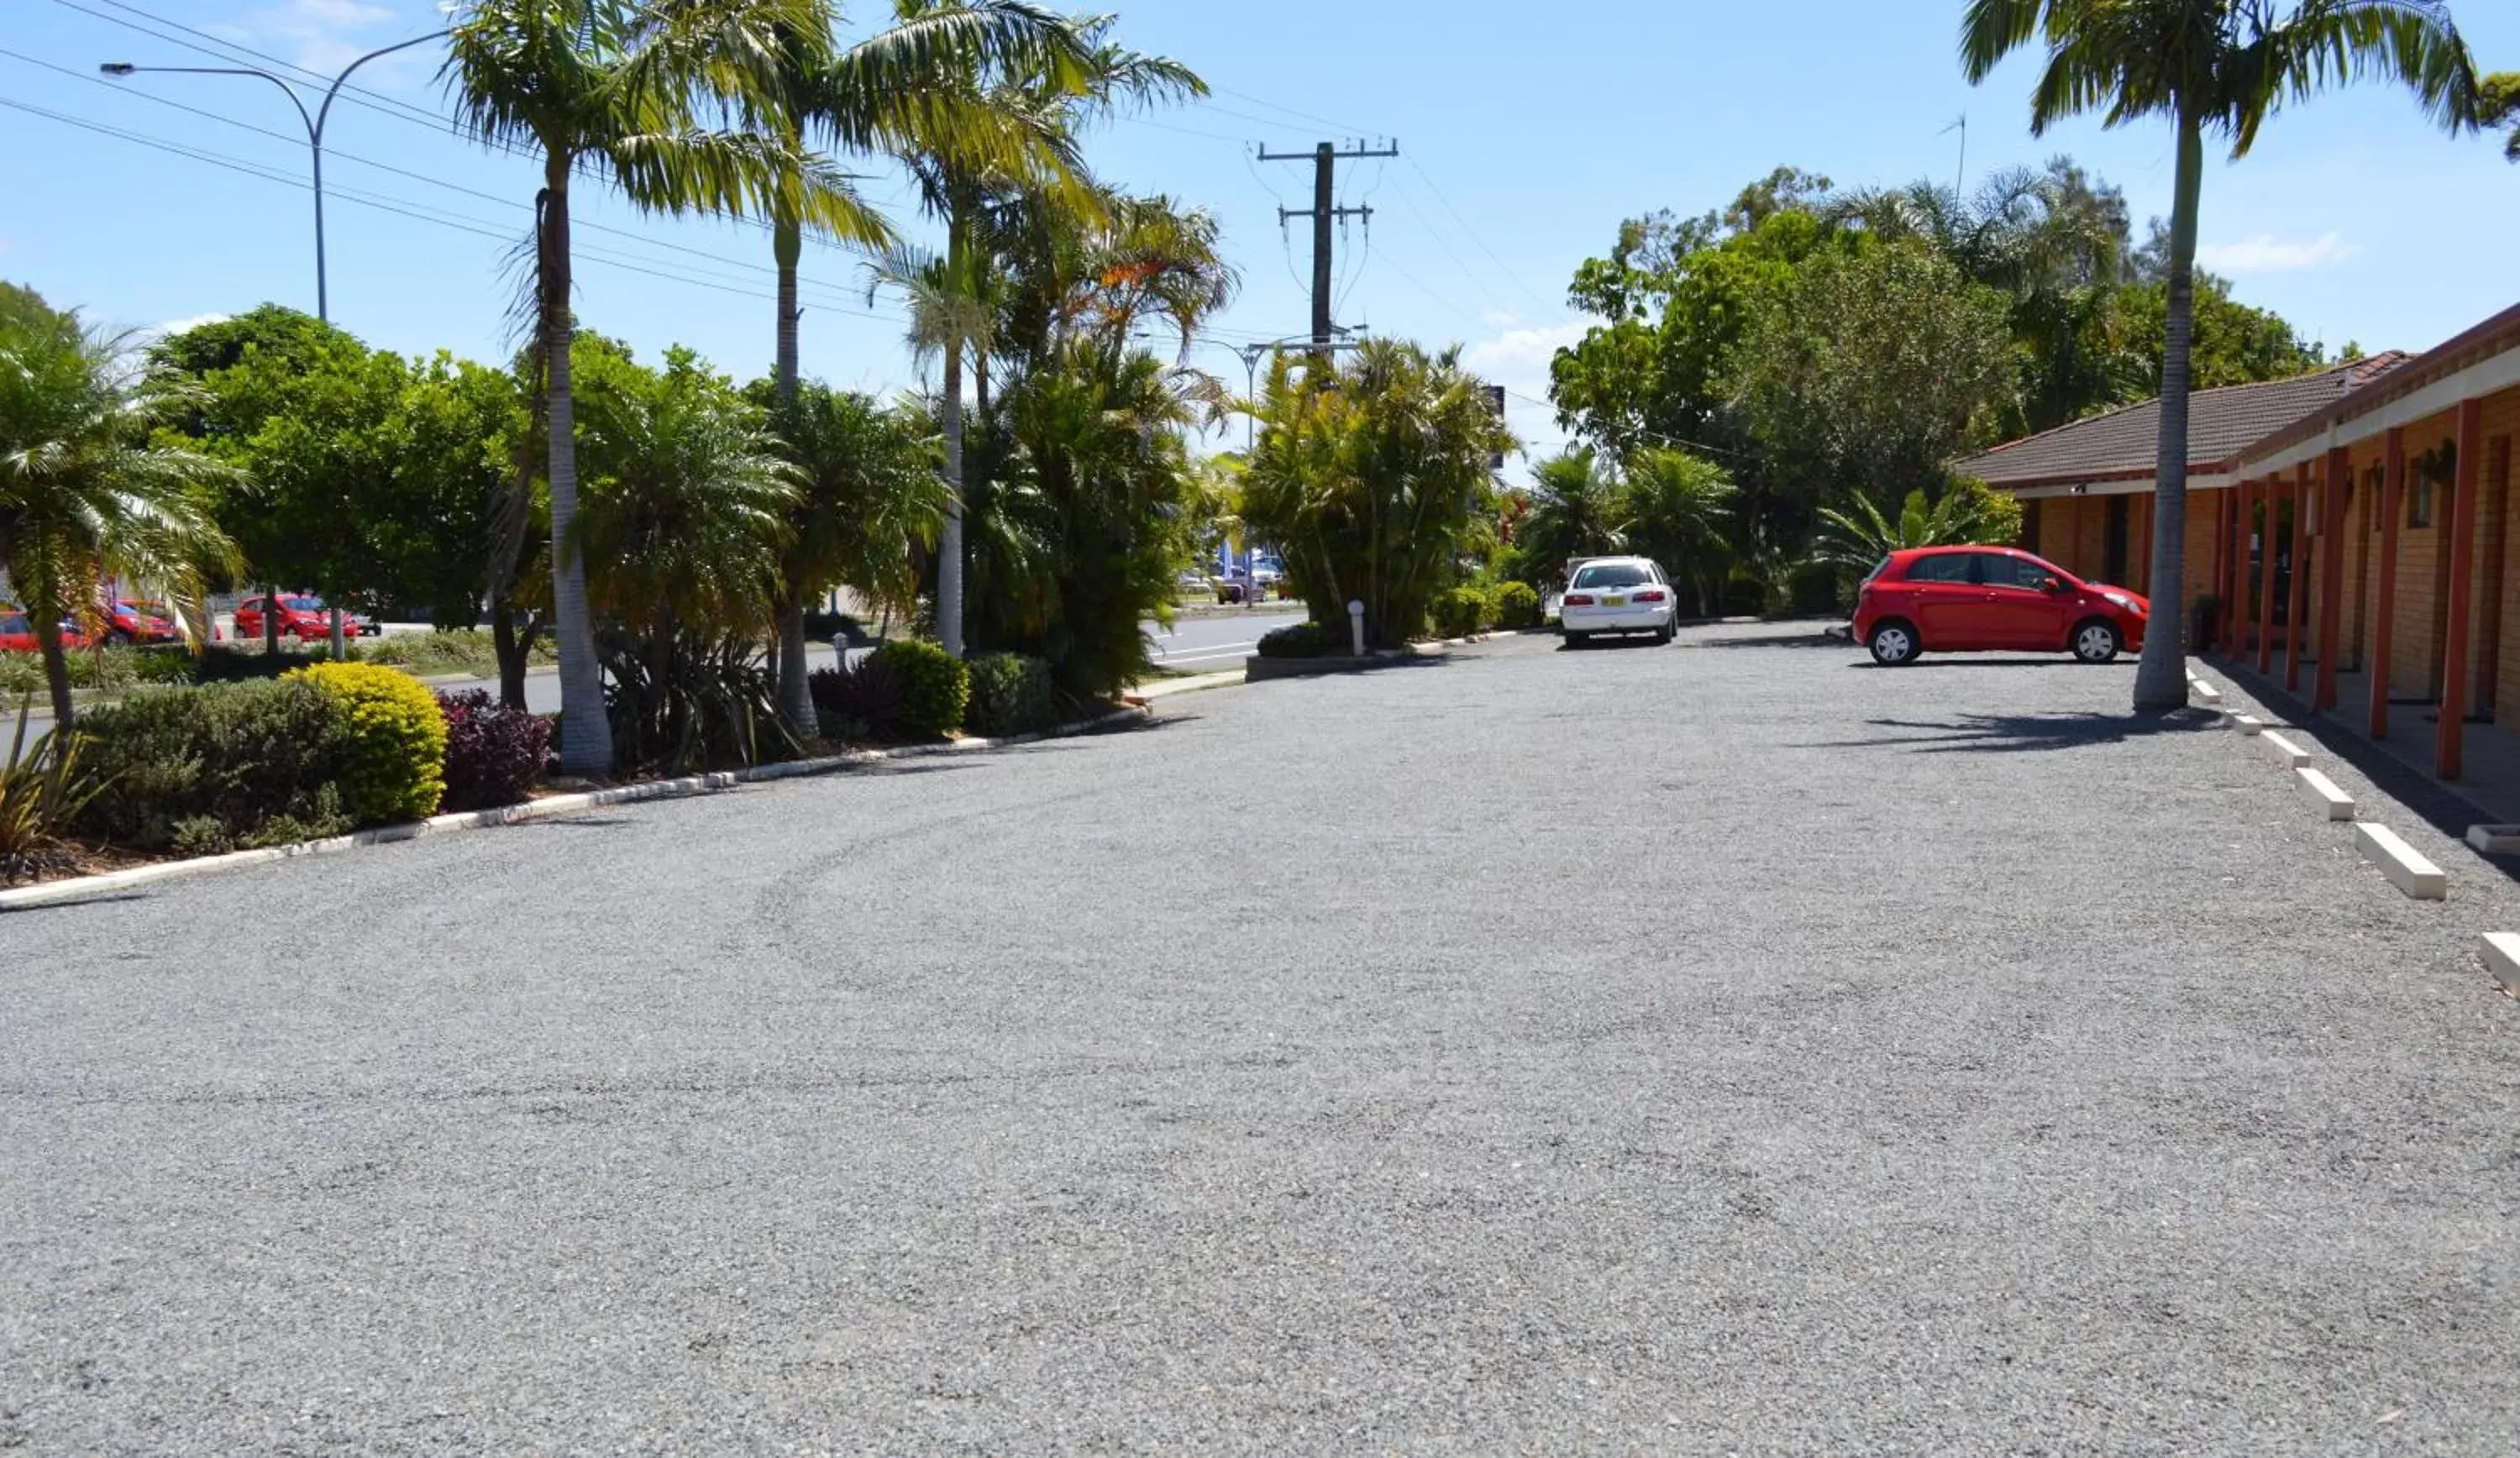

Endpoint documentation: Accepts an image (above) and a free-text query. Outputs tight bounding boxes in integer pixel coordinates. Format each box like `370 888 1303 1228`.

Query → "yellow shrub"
287 661 447 824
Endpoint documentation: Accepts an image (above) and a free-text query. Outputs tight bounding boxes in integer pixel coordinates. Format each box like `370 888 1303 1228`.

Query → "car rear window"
1 616 25 633
1900 554 1975 584
283 597 327 611
1571 564 1651 590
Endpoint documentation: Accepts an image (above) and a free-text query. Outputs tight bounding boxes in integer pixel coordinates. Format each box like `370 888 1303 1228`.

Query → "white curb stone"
2296 768 2355 821
2258 730 2312 768
2228 713 2265 736
2354 823 2448 900
2190 679 2223 705
2479 933 2520 993
2465 825 2520 855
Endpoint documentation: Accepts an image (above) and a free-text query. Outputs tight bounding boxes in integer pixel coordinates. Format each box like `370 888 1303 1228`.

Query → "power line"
1404 155 1556 316
1384 172 1513 317
0 94 913 323
0 46 872 302
54 0 454 134
1209 86 1380 139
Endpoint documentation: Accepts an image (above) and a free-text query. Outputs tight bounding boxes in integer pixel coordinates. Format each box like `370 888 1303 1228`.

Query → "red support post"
2256 475 2279 674
2315 448 2348 711
2370 430 2404 741
2438 399 2485 779
2230 476 2254 663
2286 462 2313 691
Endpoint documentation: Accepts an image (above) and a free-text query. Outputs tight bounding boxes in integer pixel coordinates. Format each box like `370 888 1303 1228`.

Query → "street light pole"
1236 333 1369 599
103 29 446 323
103 29 447 653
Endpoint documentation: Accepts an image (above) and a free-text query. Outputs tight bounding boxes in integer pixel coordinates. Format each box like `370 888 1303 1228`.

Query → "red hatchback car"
234 594 335 643
1852 545 2150 667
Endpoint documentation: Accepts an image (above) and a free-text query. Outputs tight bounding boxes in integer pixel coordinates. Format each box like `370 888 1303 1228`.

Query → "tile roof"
1957 353 2412 489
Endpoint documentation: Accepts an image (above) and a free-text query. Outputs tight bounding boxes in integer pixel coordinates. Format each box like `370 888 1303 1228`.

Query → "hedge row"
71 669 549 852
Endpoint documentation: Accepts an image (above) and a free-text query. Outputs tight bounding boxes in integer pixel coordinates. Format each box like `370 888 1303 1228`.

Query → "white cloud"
1478 307 1520 330
1463 322 1587 482
2195 232 2362 275
1462 322 1586 385
240 0 412 79
143 312 232 342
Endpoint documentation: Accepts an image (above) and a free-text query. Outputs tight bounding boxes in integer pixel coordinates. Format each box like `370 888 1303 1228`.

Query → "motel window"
2408 476 2434 529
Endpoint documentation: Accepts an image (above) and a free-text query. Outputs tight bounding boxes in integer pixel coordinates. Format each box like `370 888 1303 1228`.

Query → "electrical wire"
1384 172 1514 317
1 94 913 323
1404 154 1556 315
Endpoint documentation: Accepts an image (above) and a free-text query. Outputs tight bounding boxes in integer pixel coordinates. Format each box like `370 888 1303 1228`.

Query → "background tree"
1730 238 2017 527
1962 0 2481 711
2484 71 2520 158
0 288 239 723
444 0 868 774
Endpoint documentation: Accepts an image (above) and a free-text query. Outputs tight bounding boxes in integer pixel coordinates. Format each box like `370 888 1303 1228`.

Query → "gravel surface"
5 625 2517 1453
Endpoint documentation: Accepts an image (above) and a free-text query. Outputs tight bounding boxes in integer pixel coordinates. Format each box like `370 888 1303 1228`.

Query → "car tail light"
1634 590 1667 603
1563 594 1594 606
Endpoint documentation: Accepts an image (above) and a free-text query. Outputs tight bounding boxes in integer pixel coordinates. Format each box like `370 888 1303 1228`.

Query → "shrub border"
0 705 1151 912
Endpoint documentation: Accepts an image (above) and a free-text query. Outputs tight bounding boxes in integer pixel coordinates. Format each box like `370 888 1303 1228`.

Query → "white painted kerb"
2354 823 2448 900
2296 768 2355 821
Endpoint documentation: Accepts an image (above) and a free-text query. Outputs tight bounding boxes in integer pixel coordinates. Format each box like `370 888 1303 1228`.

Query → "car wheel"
2072 618 2121 663
1867 621 1919 666
1562 631 1590 648
1656 621 1677 645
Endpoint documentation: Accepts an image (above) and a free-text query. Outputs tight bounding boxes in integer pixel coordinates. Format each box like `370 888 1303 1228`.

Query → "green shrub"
75 680 352 851
288 662 447 823
1432 585 1491 639
871 641 969 740
963 653 1057 737
1492 580 1541 628
0 700 105 885
1257 621 1337 658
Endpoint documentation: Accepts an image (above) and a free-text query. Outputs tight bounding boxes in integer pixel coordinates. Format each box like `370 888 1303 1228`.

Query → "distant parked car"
1558 556 1677 646
1852 545 2149 667
234 593 337 643
0 611 92 653
1175 568 1215 598
102 599 182 644
1214 569 1255 605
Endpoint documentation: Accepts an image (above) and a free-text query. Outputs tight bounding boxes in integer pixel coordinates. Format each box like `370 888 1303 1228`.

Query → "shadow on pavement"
1690 632 1847 650
1807 709 2224 754
1851 658 2133 670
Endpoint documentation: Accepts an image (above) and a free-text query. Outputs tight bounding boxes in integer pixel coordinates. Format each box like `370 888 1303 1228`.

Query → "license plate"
1603 595 1626 608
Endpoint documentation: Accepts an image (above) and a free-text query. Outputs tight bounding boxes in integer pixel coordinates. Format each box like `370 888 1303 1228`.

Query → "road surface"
7 626 2517 1450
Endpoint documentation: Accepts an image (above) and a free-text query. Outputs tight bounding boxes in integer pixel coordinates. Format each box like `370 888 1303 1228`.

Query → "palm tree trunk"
33 615 74 727
2131 112 2203 712
934 205 971 659
263 583 279 653
492 601 531 711
772 208 817 733
542 159 612 775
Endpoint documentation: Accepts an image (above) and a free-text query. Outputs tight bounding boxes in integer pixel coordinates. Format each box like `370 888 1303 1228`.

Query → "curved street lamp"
102 28 449 323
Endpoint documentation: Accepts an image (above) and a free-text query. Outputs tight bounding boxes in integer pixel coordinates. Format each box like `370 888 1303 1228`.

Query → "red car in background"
0 611 94 653
103 599 183 644
234 593 338 642
1852 545 2150 667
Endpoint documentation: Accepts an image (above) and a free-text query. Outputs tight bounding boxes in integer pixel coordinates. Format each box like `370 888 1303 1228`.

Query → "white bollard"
1347 599 1366 658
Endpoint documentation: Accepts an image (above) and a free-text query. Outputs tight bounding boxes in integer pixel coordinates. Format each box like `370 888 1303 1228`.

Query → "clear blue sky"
6 0 2517 477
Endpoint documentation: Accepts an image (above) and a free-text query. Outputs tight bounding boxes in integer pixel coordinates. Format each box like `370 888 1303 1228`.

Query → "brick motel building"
1958 301 2520 805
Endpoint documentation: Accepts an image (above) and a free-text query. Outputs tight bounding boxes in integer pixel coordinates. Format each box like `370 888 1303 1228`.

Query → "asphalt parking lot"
4 624 2517 1451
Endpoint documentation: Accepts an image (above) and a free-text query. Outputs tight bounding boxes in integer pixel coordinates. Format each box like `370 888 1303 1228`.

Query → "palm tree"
0 291 239 726
876 8 1203 658
442 0 869 774
1961 0 2481 711
1514 448 1625 587
751 379 950 670
756 2 1089 728
1619 448 1737 616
